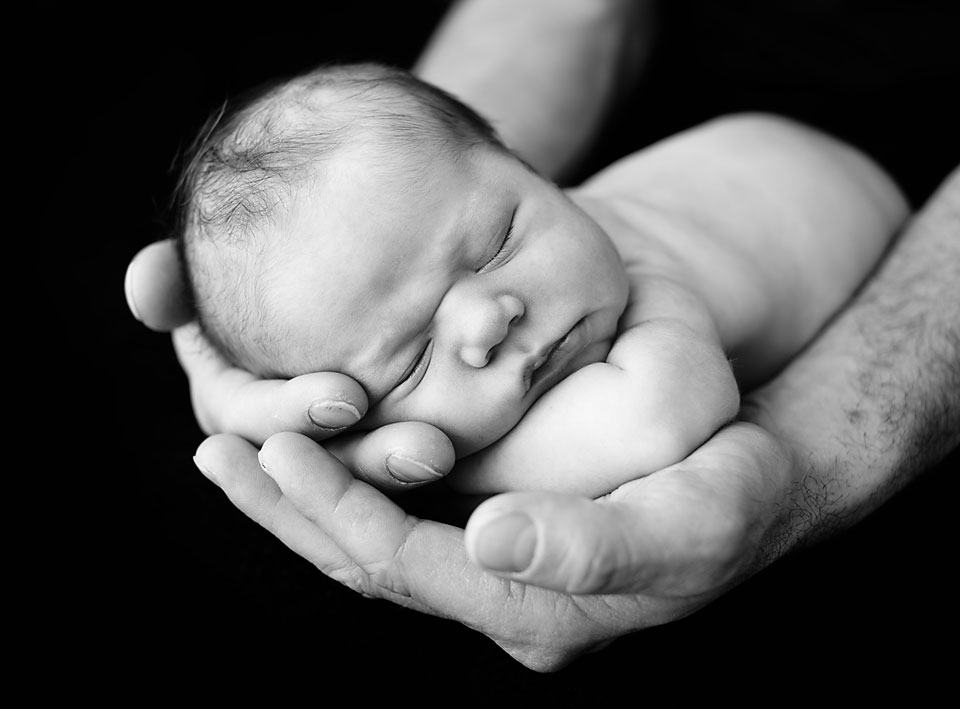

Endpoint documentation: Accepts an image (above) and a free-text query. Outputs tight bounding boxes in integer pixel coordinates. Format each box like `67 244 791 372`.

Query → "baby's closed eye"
476 208 517 274
397 339 433 392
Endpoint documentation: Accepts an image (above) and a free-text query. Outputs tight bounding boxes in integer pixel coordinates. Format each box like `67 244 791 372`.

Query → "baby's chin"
447 416 522 459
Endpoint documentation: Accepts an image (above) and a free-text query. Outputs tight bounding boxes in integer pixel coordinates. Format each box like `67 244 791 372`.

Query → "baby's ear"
126 239 193 331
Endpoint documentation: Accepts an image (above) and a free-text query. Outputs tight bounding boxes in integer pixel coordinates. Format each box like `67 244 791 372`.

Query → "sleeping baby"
175 62 907 497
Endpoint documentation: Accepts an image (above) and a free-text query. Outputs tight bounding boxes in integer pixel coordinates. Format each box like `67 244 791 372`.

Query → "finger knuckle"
323 560 377 597
558 537 631 595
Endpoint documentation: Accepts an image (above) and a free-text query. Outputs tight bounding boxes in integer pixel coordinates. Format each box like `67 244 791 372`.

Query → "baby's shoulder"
576 112 837 199
568 112 887 276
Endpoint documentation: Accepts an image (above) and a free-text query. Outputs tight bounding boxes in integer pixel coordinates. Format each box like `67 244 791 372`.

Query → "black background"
84 0 957 699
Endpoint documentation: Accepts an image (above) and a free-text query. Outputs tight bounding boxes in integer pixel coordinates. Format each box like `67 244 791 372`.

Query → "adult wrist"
738 358 884 566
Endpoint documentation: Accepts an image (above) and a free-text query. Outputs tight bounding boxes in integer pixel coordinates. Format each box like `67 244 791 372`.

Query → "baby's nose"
459 294 524 368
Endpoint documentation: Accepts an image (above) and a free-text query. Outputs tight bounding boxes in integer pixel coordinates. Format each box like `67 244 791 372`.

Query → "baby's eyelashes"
397 339 433 391
476 209 517 274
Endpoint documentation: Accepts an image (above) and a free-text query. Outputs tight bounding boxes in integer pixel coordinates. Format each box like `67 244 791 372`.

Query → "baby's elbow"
645 421 704 471
665 384 738 463
613 382 739 475
605 329 741 474
611 415 713 476
713 361 742 423
651 359 740 464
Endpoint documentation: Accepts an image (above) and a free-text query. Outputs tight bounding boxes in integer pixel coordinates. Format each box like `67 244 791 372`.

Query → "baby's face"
266 144 629 455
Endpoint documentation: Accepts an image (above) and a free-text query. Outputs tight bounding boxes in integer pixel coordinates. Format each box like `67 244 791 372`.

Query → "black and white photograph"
89 0 957 699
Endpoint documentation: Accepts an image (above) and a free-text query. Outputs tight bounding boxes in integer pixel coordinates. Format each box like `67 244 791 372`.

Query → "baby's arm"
451 114 909 498
449 277 739 498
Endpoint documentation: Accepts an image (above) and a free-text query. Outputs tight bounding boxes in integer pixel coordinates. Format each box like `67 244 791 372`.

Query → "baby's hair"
173 62 505 374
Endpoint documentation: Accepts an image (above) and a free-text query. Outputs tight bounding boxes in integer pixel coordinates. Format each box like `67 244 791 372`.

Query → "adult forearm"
414 0 652 182
746 168 960 560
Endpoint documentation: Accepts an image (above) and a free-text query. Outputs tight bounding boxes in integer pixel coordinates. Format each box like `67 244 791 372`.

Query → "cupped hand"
194 420 793 671
126 239 455 490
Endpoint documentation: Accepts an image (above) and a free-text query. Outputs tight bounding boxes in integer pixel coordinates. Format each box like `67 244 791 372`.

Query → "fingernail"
308 400 361 430
124 260 142 322
385 454 443 484
475 512 536 573
193 455 219 487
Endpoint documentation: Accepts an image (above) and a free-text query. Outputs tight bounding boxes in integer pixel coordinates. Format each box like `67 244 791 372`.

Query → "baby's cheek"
418 390 526 459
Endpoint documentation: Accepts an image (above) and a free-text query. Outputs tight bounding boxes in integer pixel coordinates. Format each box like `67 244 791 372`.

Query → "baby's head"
177 63 628 455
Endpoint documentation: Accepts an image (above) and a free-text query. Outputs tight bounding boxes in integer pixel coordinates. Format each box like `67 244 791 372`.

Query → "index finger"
174 321 369 443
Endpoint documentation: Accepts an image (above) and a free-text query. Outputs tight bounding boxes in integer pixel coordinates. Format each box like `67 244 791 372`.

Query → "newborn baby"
176 63 907 497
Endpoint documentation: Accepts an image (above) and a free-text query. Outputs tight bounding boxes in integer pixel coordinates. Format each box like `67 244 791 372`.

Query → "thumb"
463 488 738 596
125 239 193 331
464 492 648 594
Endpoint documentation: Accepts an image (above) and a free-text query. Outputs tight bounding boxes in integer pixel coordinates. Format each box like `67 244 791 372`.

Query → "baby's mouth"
524 317 587 393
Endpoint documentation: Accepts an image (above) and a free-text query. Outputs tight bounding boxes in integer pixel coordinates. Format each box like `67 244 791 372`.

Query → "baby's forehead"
284 139 482 252
265 145 484 387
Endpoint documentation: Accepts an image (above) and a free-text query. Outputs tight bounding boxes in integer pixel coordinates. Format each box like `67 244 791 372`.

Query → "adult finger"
463 423 788 596
323 421 456 491
256 433 580 631
125 239 193 331
240 432 682 670
256 431 470 608
193 434 357 580
174 323 369 444
464 488 743 596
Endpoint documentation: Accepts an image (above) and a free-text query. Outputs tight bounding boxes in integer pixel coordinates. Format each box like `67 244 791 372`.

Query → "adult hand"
190 167 960 671
194 421 792 671
125 239 455 490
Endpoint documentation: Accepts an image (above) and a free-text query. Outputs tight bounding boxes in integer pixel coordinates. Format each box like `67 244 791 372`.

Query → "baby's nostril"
462 344 492 368
500 294 525 326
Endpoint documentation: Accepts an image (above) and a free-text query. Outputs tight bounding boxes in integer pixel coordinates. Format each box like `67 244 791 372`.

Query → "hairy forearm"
414 0 652 182
745 168 960 561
